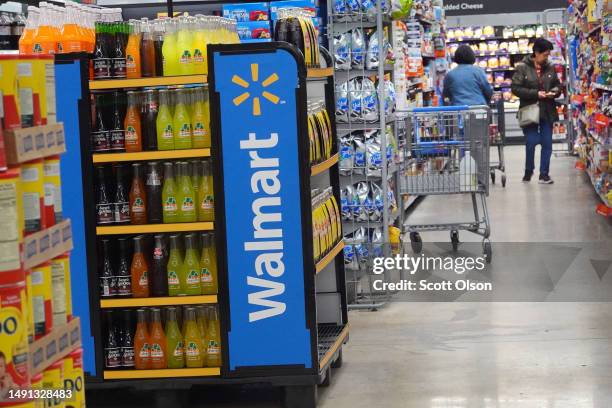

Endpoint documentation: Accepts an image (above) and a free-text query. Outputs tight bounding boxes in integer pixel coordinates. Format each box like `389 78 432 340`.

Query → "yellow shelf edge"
101 295 218 308
315 241 345 274
89 75 207 90
104 367 220 380
307 67 334 78
96 222 214 235
93 148 211 163
319 323 350 370
311 153 339 176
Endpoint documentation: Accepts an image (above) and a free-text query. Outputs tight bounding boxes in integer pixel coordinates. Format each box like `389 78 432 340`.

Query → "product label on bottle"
178 123 191 139
99 276 117 297
201 268 212 283
173 341 184 357
167 270 179 286
179 50 192 65
112 58 127 79
92 131 111 152
207 340 220 355
201 195 214 211
110 129 125 151
146 173 162 187
150 343 163 359
186 269 200 285
162 124 173 140
138 343 150 358
139 270 148 287
164 197 177 212
125 126 138 145
94 58 111 79
181 197 195 212
193 49 204 64
185 341 200 358
132 197 145 214
114 201 130 223
121 346 135 367
193 122 206 138
105 347 121 368
116 275 132 297
97 203 114 224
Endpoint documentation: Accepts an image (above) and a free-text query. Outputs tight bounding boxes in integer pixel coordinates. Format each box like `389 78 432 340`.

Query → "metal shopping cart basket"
399 105 492 262
489 99 507 187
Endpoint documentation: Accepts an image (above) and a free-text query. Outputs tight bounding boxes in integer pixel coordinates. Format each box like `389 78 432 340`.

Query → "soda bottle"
162 162 178 223
153 19 165 76
177 162 196 223
93 22 111 78
110 91 125 151
113 164 130 224
111 22 127 78
60 3 81 52
195 305 208 339
165 307 185 369
141 90 159 151
129 163 147 225
92 94 111 153
140 18 156 77
200 233 218 295
176 16 193 75
198 160 214 222
156 89 174 151
124 91 142 152
134 308 151 370
116 238 132 298
19 6 38 54
149 308 167 369
96 166 114 225
131 235 150 298
181 233 201 296
119 310 135 369
33 3 57 54
191 87 209 148
104 311 121 368
151 234 168 297
205 306 221 367
192 16 207 75
190 160 200 199
173 89 192 150
145 162 163 223
162 18 178 76
126 20 142 79
182 307 203 368
167 234 183 296
99 239 117 298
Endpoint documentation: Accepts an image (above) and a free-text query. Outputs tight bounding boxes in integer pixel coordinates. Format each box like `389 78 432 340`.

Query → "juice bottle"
181 233 201 295
111 22 127 79
129 163 147 225
156 89 174 150
176 162 196 223
200 232 218 295
19 6 38 54
192 15 207 75
173 89 192 150
195 305 208 339
92 22 110 78
125 19 142 79
162 162 178 223
148 308 167 369
191 87 209 148
176 16 193 76
190 160 200 200
198 160 214 222
205 306 221 367
142 90 159 151
167 234 183 296
33 3 57 54
165 307 184 369
145 162 163 224
153 19 164 76
162 18 178 76
134 308 151 370
183 307 204 368
124 91 143 152
140 18 156 77
150 234 168 297
131 235 150 298
60 2 83 53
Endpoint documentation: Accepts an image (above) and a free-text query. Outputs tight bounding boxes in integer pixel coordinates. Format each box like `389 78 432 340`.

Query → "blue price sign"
210 45 313 372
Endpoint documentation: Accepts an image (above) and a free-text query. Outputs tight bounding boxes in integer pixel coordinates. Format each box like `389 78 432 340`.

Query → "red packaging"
0 127 6 172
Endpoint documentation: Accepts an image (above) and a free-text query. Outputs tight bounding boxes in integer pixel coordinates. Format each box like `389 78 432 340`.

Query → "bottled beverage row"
104 305 221 370
93 15 239 80
308 102 335 166
99 232 217 299
95 160 214 226
92 87 210 153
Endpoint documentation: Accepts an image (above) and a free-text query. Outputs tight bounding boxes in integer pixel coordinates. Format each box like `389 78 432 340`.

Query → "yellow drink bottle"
183 307 204 368
176 16 193 76
197 160 214 222
162 162 179 223
181 233 201 295
192 15 207 75
156 89 174 150
161 19 178 76
167 234 183 296
176 162 197 223
165 307 185 368
205 306 222 367
191 87 209 148
199 232 218 295
172 89 193 150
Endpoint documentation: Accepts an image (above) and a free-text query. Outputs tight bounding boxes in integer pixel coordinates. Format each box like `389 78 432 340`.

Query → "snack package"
334 32 351 70
339 134 355 176
336 80 349 123
483 26 495 37
488 57 499 69
365 130 382 177
390 0 413 19
487 41 498 52
351 28 365 69
346 0 360 13
361 77 379 122
384 80 396 116
479 42 488 53
348 78 362 122
353 132 366 174
499 55 510 68
341 185 353 220
370 182 384 221
502 26 513 39
333 0 348 14
343 235 358 270
366 31 379 70
355 181 370 222
498 41 508 51
370 227 384 258
354 227 369 267
494 72 505 86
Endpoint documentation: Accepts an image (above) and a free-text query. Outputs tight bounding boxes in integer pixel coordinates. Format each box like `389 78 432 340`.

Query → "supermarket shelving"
103 368 220 380
89 75 207 90
96 222 214 235
92 148 211 163
315 241 345 274
311 153 339 176
100 295 217 308
317 323 350 368
307 67 334 78
447 35 538 43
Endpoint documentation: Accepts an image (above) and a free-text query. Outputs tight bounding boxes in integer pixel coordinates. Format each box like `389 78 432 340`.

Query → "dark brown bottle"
113 164 130 224
100 239 117 298
112 23 127 79
92 94 111 152
104 310 121 369
116 238 132 298
150 234 168 297
145 162 163 223
110 91 125 151
141 90 158 151
119 310 135 368
94 22 111 80
96 166 114 225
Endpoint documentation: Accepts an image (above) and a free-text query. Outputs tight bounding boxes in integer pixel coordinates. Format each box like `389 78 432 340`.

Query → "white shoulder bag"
518 103 540 127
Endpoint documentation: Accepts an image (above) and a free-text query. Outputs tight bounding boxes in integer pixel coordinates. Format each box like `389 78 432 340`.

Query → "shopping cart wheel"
501 175 507 188
490 170 496 184
410 232 423 253
451 230 459 251
483 240 492 264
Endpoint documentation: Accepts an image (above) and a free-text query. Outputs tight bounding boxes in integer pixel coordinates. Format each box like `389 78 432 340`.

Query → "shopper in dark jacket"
443 45 492 106
511 38 561 184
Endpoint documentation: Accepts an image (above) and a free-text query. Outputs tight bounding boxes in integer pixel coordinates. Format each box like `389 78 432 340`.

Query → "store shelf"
307 67 334 78
96 222 214 235
30 318 82 375
101 295 217 308
311 153 339 176
93 148 211 163
103 367 220 380
448 35 537 43
318 323 349 370
316 241 345 274
473 51 529 57
89 75 207 90
485 67 515 72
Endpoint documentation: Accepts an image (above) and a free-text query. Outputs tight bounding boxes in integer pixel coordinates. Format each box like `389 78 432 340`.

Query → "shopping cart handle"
412 106 471 113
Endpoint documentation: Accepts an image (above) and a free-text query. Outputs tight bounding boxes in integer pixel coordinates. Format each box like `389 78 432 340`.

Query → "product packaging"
223 2 270 22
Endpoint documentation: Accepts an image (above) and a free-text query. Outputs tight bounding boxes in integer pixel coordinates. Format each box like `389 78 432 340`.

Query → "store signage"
444 0 566 15
211 45 312 372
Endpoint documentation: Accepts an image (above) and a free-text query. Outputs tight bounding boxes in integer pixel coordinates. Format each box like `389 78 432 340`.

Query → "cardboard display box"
4 123 65 166
24 219 73 270
29 317 82 375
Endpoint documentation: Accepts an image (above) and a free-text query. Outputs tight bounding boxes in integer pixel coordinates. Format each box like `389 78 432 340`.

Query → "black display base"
283 385 317 408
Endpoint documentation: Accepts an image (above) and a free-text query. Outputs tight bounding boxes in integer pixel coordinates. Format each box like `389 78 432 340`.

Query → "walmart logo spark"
232 63 280 116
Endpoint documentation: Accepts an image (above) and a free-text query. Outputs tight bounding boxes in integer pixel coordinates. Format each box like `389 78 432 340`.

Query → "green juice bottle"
195 305 208 339
173 89 192 150
167 234 184 296
200 232 218 295
162 162 178 223
181 233 201 295
183 307 204 368
156 89 174 151
177 162 196 223
205 306 222 367
197 160 214 222
190 160 200 200
191 87 208 148
165 307 185 368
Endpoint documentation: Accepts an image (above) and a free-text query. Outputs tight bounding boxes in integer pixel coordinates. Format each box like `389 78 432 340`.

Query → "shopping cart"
489 99 507 187
399 106 492 262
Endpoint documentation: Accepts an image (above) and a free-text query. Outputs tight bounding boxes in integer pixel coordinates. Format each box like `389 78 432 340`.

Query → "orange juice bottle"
124 91 143 152
134 308 151 370
19 6 38 54
33 3 58 54
50 5 63 53
149 308 167 369
60 2 83 53
131 235 150 297
126 20 142 79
